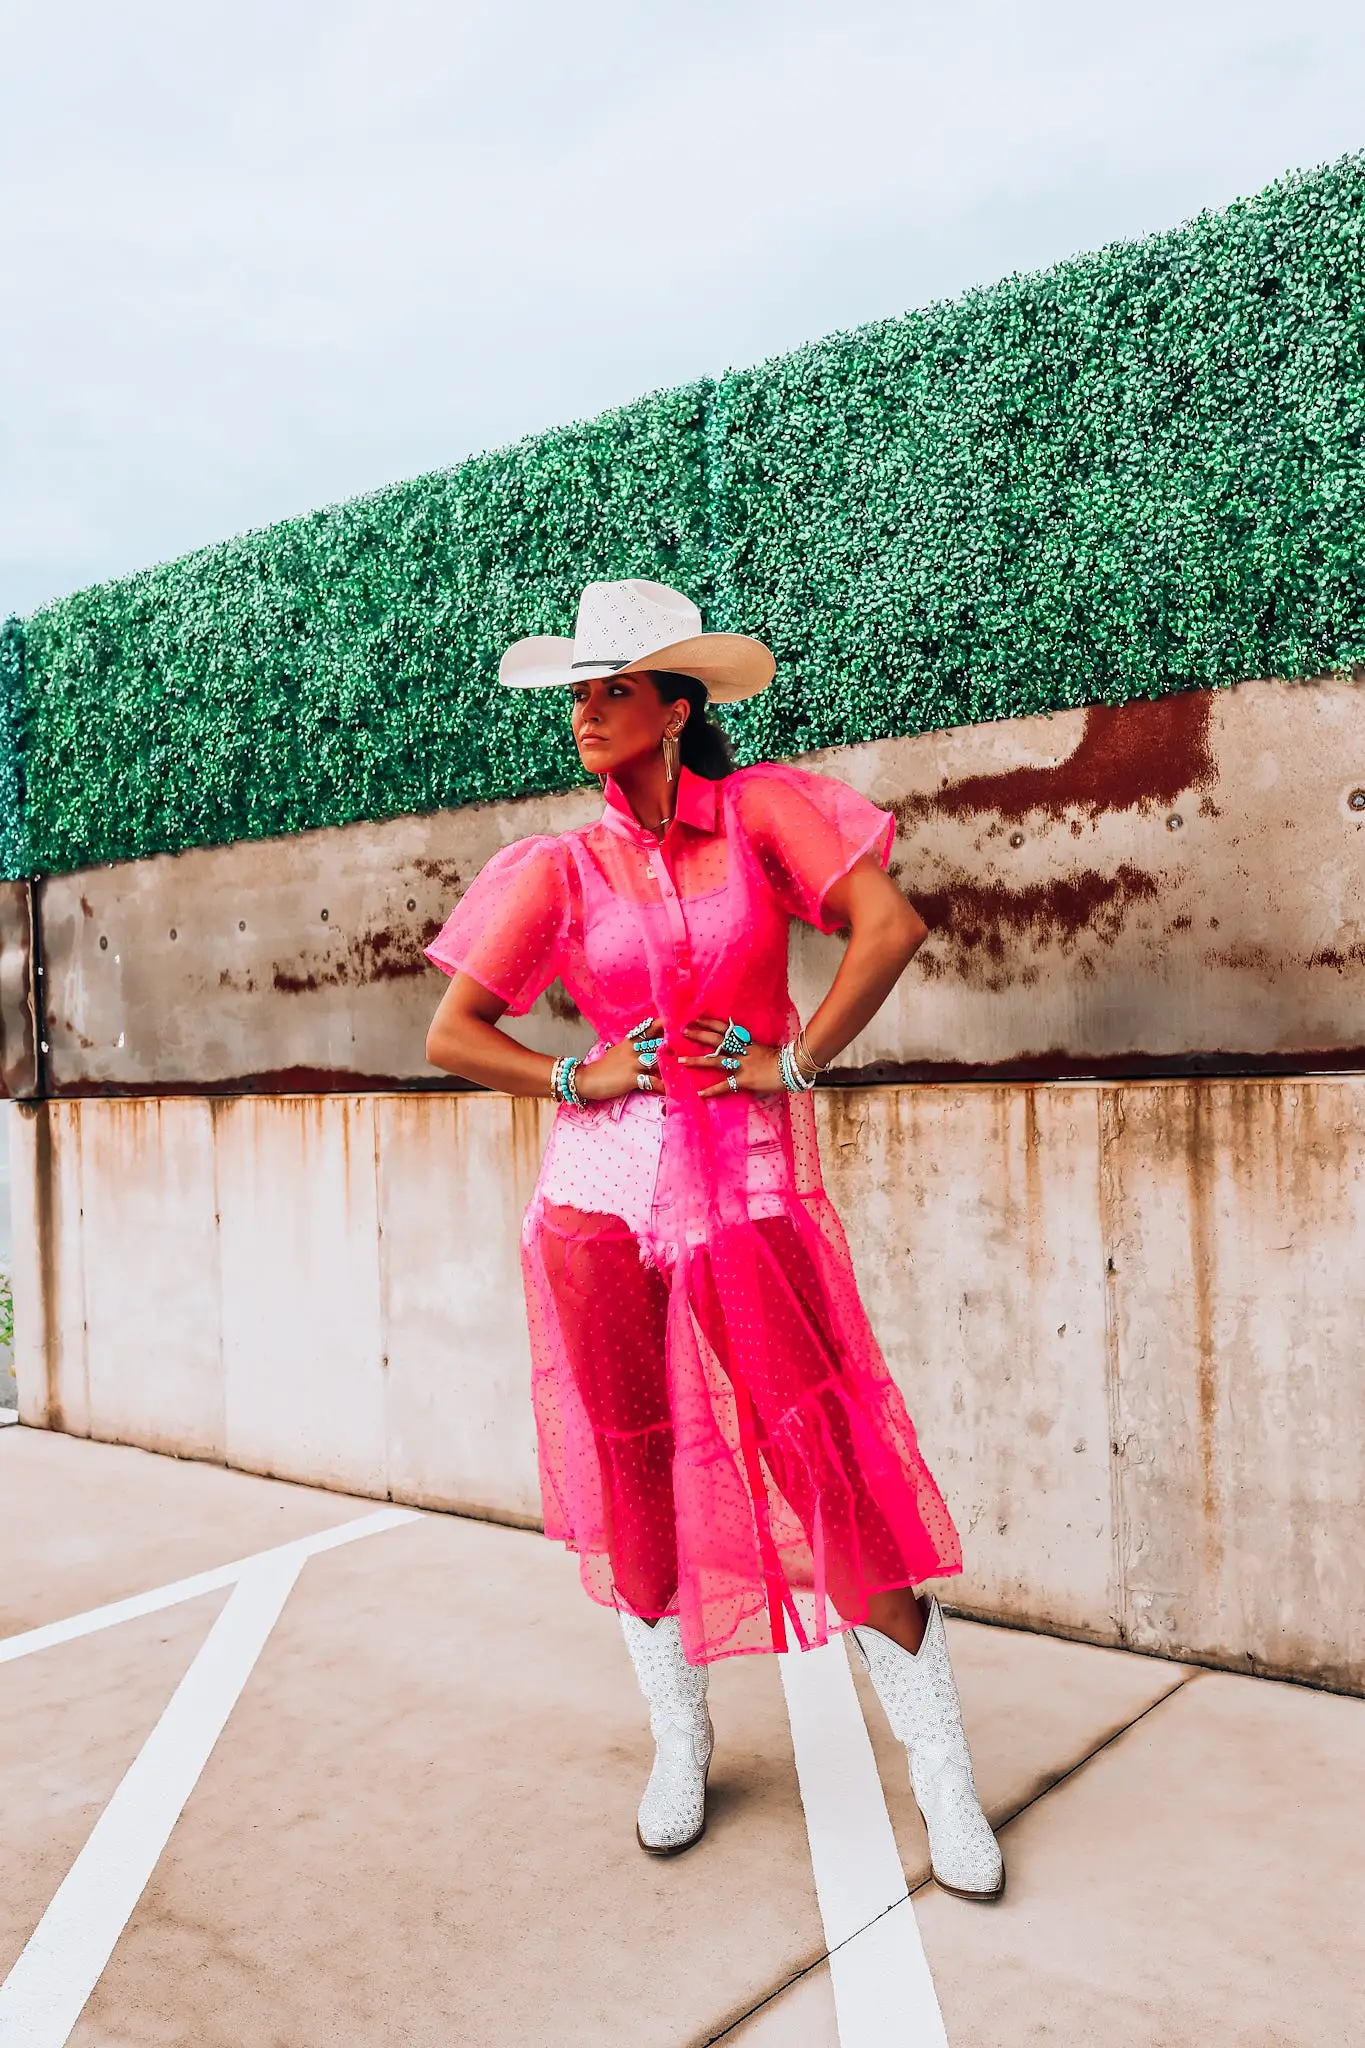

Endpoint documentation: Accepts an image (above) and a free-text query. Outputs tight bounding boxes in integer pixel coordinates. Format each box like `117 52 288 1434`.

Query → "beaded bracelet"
549 1054 585 1107
778 1042 817 1093
777 1022 831 1093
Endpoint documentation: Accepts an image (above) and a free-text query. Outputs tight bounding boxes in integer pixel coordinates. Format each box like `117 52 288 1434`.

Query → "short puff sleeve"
424 835 566 1015
733 763 895 934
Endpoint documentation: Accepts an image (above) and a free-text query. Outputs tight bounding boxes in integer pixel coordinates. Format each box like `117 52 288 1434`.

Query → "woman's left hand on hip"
677 1017 782 1098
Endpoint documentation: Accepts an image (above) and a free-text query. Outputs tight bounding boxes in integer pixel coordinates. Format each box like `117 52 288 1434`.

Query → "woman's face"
569 672 687 780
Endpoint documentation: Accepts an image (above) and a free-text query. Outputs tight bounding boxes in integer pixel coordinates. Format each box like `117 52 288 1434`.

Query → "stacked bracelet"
778 1043 816 1093
549 1054 585 1107
778 1025 830 1094
794 1027 828 1080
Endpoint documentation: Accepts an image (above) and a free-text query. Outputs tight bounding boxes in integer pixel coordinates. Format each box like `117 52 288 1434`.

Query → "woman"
425 579 1002 1901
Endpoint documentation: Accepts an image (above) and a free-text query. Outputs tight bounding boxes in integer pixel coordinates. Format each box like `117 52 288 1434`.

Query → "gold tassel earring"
662 727 681 782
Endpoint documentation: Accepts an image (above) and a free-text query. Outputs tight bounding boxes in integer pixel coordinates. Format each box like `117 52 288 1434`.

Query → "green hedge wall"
10 152 1365 877
0 619 29 881
14 386 712 875
717 154 1365 763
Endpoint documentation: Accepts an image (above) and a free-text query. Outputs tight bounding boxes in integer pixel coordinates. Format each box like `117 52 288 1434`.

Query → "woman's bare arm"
802 855 927 1067
426 973 655 1102
425 974 554 1096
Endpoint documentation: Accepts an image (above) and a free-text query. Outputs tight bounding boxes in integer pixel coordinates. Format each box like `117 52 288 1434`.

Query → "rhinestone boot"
619 1611 713 1855
852 1597 1004 1900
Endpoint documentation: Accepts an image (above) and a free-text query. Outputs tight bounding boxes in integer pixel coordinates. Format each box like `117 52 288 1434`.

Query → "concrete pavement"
2 1429 1362 2046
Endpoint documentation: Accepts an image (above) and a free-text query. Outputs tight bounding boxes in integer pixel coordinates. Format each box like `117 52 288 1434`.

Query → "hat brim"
498 632 775 705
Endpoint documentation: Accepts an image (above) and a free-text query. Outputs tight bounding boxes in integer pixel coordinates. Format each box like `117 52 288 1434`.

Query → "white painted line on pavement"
828 1900 948 2048
0 1551 303 2046
0 1506 419 1664
0 1505 419 2046
780 1638 948 2048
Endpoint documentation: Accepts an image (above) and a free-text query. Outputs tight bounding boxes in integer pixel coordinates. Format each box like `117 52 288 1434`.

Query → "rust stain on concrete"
412 857 463 892
272 919 442 997
895 691 1217 827
507 1095 547 1195
56 1067 479 1098
0 878 38 1099
28 1103 63 1431
1021 1085 1042 1209
272 965 324 996
1183 1089 1223 1589
914 864 1161 984
1203 942 1273 973
823 1045 1365 1087
543 981 584 1024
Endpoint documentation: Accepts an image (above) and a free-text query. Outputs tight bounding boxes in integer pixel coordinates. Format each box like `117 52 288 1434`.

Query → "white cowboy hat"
498 579 775 704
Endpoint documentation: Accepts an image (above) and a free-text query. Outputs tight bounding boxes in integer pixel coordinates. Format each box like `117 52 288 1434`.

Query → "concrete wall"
14 1078 1365 1695
27 676 1365 1094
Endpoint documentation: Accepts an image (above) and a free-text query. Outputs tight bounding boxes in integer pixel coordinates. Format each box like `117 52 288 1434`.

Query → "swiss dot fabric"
427 761 961 1662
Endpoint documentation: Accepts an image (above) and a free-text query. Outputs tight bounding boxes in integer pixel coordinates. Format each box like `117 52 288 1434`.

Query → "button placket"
653 853 693 978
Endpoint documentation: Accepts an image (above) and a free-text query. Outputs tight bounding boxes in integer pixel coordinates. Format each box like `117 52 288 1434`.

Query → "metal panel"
0 880 38 1098
34 675 1365 1093
38 787 600 1095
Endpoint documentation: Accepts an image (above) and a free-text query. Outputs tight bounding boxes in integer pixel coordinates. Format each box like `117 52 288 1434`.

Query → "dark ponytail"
645 672 737 780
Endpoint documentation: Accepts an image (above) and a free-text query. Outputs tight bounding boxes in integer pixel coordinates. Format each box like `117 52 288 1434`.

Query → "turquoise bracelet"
550 1054 584 1107
778 1043 816 1094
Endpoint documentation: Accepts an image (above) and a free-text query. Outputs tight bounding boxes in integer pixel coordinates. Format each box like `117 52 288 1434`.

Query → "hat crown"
572 580 702 667
497 577 772 702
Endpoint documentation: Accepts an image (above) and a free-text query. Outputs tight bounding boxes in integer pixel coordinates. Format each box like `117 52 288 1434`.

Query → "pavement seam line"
703 1890 941 2043
908 1668 1199 1895
0 1506 421 1664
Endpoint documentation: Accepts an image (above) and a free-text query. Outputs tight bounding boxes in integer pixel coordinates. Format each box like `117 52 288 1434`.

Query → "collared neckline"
600 763 718 843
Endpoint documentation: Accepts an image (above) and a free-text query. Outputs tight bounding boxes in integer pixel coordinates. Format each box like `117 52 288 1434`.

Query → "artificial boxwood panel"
11 153 1365 878
0 619 28 880
716 153 1365 763
16 384 713 873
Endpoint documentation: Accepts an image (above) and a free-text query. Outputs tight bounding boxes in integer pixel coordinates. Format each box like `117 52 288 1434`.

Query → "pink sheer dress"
426 761 961 1663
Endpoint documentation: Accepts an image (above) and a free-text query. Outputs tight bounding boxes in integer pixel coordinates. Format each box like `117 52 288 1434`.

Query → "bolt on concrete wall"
12 1080 1365 1694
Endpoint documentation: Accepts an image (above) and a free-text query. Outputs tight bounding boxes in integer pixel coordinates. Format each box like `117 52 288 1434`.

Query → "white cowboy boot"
619 1612 713 1855
851 1598 1004 1901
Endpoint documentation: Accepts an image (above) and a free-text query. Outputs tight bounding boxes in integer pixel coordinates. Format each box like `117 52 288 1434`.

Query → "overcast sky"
3 0 1364 619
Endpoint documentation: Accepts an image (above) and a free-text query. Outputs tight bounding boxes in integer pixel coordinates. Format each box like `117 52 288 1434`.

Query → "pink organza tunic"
427 761 961 1662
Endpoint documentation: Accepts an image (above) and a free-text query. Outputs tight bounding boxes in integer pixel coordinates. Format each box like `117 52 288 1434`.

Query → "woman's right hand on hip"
573 1017 666 1102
